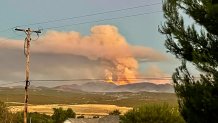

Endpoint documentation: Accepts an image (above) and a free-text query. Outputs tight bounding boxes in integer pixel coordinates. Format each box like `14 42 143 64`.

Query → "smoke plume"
0 25 167 85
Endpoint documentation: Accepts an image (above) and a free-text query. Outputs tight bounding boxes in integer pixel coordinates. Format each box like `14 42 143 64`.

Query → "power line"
0 28 12 33
0 34 24 50
0 26 21 33
15 3 161 28
0 11 162 53
0 76 202 86
29 77 202 82
0 81 24 87
0 35 23 42
0 77 172 87
0 2 161 33
44 11 162 30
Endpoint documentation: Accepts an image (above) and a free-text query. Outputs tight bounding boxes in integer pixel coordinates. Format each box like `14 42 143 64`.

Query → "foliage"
159 0 218 122
93 115 99 118
52 107 76 123
109 109 121 115
29 112 53 123
77 115 85 118
120 104 185 123
0 101 78 123
0 101 15 123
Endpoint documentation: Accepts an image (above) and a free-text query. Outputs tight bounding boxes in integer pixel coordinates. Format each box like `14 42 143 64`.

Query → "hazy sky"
0 0 186 86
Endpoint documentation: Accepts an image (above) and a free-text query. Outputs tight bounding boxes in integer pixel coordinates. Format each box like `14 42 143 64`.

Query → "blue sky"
0 0 163 48
0 0 185 86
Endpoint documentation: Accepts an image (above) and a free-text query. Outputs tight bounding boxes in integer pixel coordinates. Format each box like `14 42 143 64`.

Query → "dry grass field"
9 104 132 117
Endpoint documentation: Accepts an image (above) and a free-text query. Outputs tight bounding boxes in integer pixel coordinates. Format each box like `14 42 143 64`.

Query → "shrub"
109 109 121 115
120 104 185 123
77 115 84 118
93 115 99 118
52 107 76 123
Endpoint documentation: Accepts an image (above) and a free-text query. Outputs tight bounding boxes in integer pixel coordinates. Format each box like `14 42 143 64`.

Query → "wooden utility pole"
15 28 41 123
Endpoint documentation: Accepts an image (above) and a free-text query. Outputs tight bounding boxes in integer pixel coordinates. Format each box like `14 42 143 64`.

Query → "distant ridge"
53 82 174 93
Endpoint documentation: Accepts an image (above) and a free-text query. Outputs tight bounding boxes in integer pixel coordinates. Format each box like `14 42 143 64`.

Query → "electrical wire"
0 2 161 33
0 81 24 87
44 11 162 30
0 2 162 39
0 11 162 43
15 2 161 28
0 28 12 33
0 3 177 87
29 77 201 82
0 34 24 51
0 34 23 42
0 76 202 86
0 78 171 87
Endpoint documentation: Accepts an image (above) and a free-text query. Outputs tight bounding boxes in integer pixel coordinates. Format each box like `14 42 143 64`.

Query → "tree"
120 104 185 123
159 0 218 122
109 109 121 115
52 107 76 123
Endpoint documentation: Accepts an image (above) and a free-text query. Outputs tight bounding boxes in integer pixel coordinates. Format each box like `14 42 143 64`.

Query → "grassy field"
0 87 177 107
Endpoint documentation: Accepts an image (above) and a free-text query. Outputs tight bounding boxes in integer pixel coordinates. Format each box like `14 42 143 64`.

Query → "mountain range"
53 81 174 93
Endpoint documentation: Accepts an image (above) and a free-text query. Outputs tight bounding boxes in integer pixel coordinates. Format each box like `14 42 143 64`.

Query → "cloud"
0 25 168 86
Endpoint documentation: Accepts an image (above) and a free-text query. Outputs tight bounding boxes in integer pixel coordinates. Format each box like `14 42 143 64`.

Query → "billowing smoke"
143 64 170 84
0 25 167 85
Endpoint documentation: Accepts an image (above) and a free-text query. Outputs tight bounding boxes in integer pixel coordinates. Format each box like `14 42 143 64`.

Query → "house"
64 115 119 123
64 118 99 123
98 115 119 123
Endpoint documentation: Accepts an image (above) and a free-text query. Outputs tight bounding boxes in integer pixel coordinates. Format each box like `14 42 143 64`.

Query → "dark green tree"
52 107 76 123
159 0 218 123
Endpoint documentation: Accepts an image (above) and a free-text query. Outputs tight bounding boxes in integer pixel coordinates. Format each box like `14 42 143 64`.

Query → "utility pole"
15 28 41 123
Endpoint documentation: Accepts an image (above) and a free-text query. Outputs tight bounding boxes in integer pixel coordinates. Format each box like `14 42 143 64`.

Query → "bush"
52 107 76 123
93 115 99 118
109 109 121 115
120 104 185 123
77 115 85 118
